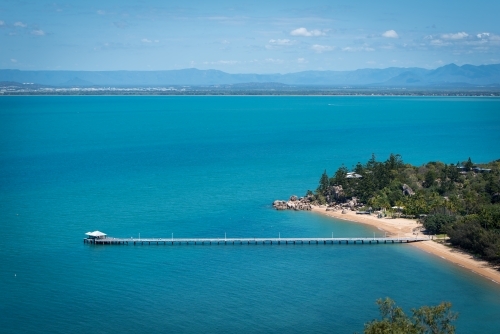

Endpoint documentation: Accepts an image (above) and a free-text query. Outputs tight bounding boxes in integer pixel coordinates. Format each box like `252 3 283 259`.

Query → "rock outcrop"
272 195 312 211
402 184 415 196
330 185 344 200
273 194 370 212
273 200 288 210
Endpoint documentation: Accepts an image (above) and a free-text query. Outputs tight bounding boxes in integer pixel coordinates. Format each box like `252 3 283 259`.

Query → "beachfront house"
456 165 491 174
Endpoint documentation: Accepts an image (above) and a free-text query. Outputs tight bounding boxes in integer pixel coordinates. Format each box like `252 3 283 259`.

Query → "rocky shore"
273 195 312 211
273 193 368 213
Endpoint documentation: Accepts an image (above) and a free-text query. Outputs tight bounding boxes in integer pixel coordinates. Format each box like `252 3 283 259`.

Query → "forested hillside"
311 154 500 264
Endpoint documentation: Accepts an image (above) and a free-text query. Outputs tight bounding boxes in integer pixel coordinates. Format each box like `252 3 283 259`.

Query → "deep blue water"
1 96 500 333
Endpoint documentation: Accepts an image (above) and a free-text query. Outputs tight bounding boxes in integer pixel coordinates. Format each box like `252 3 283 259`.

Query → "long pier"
84 236 429 245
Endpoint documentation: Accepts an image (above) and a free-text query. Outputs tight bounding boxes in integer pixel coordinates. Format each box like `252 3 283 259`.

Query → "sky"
1 0 500 73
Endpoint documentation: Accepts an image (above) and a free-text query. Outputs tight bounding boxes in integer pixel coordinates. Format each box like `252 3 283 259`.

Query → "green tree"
424 169 437 188
367 153 378 170
402 193 429 216
355 162 365 175
464 157 473 172
364 298 416 334
447 218 500 263
413 302 458 334
370 193 390 210
479 204 500 229
317 170 329 194
386 153 404 172
443 195 461 214
422 214 457 234
332 165 348 187
315 193 327 205
364 298 457 334
482 167 500 204
448 163 460 182
427 192 446 212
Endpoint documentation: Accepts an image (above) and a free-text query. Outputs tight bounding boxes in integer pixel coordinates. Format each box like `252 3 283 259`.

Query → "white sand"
310 206 500 286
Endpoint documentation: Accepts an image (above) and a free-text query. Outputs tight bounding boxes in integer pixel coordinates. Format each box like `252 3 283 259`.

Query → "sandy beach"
311 206 500 285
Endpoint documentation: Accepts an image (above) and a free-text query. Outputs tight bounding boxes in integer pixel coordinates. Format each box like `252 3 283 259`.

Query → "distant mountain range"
1 63 500 87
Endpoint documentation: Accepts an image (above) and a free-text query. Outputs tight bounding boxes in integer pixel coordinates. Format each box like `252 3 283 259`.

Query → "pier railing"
84 236 429 246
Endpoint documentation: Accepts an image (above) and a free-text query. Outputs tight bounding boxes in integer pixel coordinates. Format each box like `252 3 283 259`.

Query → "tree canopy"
364 298 458 334
309 154 500 264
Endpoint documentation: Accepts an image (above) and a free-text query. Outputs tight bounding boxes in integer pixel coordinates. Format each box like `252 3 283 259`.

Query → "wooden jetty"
84 236 429 246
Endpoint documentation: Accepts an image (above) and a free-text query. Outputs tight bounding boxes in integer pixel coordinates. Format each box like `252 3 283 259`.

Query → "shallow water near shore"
1 96 500 333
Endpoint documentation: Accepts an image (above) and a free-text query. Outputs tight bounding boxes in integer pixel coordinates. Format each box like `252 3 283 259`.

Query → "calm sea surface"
1 96 500 333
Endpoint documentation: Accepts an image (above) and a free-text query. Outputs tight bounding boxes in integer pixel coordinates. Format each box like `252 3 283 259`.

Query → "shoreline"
2 93 500 97
310 205 500 286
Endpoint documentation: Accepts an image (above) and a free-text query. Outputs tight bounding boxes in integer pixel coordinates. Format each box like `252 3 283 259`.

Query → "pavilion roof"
85 231 107 237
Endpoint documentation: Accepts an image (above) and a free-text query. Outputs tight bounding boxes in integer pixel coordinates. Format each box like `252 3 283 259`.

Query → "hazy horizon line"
3 62 500 75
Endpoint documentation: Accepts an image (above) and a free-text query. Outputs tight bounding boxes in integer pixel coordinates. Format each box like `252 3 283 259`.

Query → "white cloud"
429 39 450 46
31 29 45 36
97 10 106 15
290 27 325 37
0 20 5 26
266 39 296 50
477 32 490 39
379 44 395 50
221 40 230 44
265 58 284 64
14 21 27 28
218 60 239 64
297 58 308 64
268 39 295 46
441 32 468 40
10 58 17 63
203 60 240 65
382 30 398 38
141 38 152 43
342 46 374 52
311 44 333 53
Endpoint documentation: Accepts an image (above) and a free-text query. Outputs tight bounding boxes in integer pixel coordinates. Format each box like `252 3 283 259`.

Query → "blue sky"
1 0 499 73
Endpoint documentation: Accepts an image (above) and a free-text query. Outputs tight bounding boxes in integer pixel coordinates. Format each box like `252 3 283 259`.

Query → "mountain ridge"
1 63 499 87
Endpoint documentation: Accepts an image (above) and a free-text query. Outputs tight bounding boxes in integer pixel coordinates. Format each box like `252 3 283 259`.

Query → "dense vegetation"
364 298 457 334
311 154 500 264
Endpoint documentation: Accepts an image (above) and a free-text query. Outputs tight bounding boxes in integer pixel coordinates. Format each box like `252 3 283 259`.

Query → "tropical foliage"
311 154 500 264
364 298 458 334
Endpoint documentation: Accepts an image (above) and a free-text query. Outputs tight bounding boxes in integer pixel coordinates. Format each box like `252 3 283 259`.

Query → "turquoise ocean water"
1 96 500 333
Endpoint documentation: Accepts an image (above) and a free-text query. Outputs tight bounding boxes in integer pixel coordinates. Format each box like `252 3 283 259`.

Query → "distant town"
1 63 500 96
1 83 499 96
